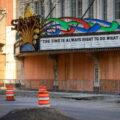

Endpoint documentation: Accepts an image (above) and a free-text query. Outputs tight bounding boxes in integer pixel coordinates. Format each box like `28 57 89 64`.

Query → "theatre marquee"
40 33 120 51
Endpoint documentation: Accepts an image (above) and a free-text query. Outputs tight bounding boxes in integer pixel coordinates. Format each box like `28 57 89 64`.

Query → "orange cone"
6 85 15 101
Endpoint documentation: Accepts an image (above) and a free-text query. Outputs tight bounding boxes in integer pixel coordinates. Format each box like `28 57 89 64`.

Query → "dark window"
71 0 76 17
34 2 40 15
103 0 107 20
61 0 65 17
34 1 44 18
71 0 82 18
115 0 120 19
78 0 82 18
49 0 53 18
89 0 94 18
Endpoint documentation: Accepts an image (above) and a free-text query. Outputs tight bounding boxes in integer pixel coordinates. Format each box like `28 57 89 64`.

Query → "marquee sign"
12 6 120 53
40 33 120 50
43 18 120 35
11 6 41 52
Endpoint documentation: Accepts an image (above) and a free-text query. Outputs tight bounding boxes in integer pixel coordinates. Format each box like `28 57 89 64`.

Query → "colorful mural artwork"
41 17 120 35
11 6 120 52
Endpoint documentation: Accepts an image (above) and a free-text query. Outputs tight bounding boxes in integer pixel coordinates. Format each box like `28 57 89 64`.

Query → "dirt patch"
62 96 105 101
0 108 75 120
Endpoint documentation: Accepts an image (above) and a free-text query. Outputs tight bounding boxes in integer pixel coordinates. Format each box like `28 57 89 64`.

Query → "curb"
0 90 119 101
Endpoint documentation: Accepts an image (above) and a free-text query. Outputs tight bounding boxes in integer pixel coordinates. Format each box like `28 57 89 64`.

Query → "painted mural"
12 6 120 52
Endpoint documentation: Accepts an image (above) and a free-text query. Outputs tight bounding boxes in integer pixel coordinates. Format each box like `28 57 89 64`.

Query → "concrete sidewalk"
0 89 120 102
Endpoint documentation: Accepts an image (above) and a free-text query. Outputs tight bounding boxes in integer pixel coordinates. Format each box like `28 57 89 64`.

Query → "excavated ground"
0 108 75 120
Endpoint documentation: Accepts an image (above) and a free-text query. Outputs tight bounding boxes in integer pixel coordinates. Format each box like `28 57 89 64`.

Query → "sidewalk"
0 89 120 102
50 92 120 103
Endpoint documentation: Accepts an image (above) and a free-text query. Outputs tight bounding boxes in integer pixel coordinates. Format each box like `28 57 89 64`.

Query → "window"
49 0 53 18
71 0 76 17
103 0 107 20
34 1 44 18
78 0 82 18
115 0 120 19
71 0 82 18
40 2 44 18
34 2 40 15
89 0 94 18
61 0 65 17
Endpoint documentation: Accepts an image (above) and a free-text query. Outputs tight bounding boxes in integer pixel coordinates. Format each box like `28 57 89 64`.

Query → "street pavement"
0 90 120 120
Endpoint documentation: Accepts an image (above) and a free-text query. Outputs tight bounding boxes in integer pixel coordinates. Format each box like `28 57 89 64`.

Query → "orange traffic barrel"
38 90 50 107
39 86 47 92
6 85 15 101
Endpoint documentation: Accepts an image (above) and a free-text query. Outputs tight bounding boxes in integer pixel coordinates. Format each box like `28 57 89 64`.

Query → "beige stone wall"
0 14 6 45
5 26 24 83
0 54 5 79
15 58 24 81
0 13 6 81
5 26 16 83
0 0 25 85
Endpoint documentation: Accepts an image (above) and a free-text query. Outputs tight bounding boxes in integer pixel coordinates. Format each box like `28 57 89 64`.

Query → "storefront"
13 7 120 92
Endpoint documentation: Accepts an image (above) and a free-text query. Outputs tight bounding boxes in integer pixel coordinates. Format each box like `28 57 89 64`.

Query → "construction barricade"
6 85 15 101
38 86 50 107
39 86 47 92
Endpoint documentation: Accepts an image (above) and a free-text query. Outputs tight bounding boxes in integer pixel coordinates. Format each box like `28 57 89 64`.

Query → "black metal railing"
0 79 120 94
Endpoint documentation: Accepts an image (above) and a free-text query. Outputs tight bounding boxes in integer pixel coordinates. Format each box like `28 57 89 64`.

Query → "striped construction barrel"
39 86 47 92
38 90 50 107
6 85 15 101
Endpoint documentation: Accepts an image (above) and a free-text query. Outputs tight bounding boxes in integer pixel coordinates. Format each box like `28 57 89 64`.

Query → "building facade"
0 8 6 86
0 0 20 88
14 0 120 93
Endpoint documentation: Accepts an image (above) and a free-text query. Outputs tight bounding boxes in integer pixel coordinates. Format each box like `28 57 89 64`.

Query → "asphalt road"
0 95 120 120
55 105 120 120
50 98 120 120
